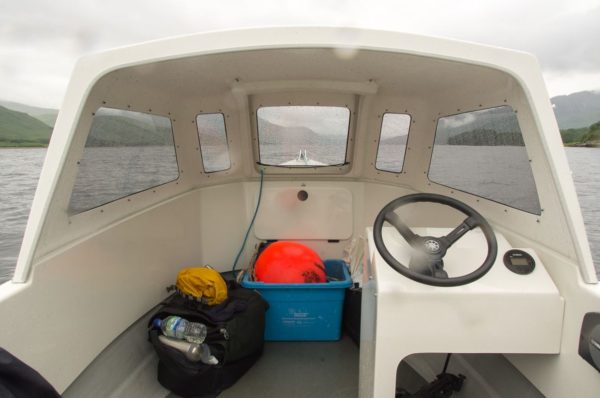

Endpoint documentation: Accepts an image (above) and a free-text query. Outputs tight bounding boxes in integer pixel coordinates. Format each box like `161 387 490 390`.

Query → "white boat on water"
0 27 599 397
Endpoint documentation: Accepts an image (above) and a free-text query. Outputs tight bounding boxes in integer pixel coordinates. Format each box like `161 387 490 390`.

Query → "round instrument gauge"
503 249 535 275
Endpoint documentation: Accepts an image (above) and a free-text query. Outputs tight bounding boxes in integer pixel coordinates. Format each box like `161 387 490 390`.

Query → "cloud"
0 0 599 107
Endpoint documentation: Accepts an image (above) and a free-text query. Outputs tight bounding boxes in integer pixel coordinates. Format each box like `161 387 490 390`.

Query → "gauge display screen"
510 257 529 266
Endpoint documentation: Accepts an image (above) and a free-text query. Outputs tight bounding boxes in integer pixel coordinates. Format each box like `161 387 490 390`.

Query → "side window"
375 113 411 172
428 106 541 214
69 108 179 213
257 106 350 166
196 113 231 172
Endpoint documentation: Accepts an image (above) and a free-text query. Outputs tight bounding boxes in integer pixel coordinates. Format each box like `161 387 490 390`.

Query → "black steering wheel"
373 193 497 287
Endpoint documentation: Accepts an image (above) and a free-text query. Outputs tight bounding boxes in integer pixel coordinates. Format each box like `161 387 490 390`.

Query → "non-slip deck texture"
218 336 359 398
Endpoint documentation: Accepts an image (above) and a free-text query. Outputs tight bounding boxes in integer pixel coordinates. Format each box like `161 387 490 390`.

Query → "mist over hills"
0 90 599 147
0 100 58 128
551 91 600 129
258 118 346 146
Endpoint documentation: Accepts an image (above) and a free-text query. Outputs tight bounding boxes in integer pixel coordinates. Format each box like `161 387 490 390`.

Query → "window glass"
196 114 231 172
376 113 411 172
69 108 179 213
257 106 350 166
429 106 541 214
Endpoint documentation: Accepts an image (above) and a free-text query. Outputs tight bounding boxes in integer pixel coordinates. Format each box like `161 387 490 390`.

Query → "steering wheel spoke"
441 215 480 248
384 211 420 245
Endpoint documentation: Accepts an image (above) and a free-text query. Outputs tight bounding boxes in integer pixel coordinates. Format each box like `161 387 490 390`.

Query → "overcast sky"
1 0 599 109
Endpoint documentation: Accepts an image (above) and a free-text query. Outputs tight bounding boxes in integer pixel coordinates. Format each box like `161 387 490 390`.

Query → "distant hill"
0 100 58 128
1 90 599 148
258 118 321 145
447 128 524 146
85 112 173 147
551 91 600 129
435 106 521 145
0 106 52 147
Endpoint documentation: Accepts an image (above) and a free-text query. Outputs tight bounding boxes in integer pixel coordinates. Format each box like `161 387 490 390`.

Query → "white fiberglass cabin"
1 27 599 397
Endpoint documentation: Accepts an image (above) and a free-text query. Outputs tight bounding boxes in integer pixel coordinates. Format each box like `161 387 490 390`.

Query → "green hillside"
0 100 58 128
561 119 600 147
85 112 173 147
0 106 52 147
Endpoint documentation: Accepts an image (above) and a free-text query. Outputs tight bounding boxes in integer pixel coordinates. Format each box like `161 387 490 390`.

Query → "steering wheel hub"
423 239 441 254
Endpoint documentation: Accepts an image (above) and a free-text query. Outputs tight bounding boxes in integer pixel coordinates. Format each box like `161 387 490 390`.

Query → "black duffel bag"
149 281 268 398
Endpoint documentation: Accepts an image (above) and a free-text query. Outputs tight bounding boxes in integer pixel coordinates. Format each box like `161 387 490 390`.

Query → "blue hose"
232 169 264 271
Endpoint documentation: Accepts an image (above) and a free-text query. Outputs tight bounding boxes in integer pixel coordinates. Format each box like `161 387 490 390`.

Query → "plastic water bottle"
153 316 207 344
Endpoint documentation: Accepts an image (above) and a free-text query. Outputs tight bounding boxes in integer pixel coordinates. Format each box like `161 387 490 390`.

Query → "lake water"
0 147 598 284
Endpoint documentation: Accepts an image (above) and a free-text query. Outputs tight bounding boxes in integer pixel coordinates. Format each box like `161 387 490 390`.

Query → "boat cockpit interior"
0 28 599 397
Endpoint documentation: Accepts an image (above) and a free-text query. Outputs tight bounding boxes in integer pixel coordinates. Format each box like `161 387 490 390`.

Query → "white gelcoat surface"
360 227 564 398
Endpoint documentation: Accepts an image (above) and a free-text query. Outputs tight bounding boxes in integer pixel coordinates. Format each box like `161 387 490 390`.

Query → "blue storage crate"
242 259 352 341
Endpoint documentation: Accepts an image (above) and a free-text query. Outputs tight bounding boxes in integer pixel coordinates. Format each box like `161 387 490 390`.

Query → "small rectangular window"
375 113 411 172
69 108 179 213
196 113 231 172
428 106 541 214
257 106 350 166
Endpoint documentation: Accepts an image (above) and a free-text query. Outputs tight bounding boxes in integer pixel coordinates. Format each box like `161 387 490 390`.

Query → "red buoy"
255 241 326 283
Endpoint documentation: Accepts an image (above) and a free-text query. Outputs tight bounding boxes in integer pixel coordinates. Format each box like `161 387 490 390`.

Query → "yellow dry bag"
176 267 228 305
